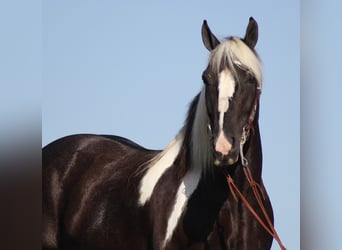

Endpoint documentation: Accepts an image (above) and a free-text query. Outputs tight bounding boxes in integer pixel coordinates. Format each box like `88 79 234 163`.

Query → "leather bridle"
226 88 287 250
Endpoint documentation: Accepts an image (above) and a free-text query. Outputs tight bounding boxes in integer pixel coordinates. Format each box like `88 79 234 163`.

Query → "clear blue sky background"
41 1 299 249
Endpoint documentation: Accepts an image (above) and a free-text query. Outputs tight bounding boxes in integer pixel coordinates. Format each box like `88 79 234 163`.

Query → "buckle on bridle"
240 124 250 167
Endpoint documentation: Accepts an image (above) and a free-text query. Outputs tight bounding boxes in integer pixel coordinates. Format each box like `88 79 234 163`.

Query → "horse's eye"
202 72 216 85
247 73 257 84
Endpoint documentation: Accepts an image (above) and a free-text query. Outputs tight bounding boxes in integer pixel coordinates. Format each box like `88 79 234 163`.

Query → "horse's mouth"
214 153 239 167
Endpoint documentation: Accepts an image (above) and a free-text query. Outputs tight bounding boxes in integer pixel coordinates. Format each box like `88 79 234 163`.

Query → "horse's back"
43 134 158 250
43 134 154 176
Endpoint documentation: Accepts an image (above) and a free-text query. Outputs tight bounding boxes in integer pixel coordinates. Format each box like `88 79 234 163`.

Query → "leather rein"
226 89 287 250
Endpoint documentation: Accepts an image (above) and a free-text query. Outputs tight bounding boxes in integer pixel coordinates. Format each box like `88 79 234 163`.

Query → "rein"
226 89 287 250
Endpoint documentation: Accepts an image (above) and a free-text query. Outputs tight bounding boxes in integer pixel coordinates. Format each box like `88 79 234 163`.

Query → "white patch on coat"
138 133 183 206
162 166 202 248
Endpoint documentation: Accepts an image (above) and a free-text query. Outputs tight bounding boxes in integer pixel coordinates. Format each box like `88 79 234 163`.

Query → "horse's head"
201 17 262 167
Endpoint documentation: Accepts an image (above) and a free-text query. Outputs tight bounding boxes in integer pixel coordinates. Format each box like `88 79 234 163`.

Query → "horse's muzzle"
214 150 239 167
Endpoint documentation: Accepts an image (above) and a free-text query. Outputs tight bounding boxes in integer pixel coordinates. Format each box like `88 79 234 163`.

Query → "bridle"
226 88 287 250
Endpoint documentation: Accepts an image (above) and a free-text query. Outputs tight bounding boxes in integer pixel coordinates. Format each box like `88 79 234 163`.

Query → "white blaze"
215 69 235 155
218 69 235 118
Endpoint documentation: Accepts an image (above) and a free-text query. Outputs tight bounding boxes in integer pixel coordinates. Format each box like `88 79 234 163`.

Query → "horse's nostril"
214 158 221 166
227 153 239 165
227 158 235 165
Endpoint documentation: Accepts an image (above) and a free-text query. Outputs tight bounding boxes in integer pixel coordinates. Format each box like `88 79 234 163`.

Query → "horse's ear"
244 17 258 49
201 20 220 51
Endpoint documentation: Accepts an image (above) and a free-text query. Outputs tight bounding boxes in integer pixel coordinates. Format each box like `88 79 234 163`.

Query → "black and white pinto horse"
43 18 276 250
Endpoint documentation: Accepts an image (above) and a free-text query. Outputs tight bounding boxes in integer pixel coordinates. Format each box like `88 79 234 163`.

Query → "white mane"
190 88 213 172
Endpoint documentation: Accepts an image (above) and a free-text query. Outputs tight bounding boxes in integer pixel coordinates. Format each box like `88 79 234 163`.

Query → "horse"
43 17 282 250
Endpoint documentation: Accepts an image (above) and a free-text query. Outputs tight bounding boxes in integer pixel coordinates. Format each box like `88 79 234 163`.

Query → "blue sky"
42 1 299 249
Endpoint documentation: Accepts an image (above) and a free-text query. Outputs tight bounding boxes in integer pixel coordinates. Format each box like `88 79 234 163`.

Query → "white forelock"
209 37 263 89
